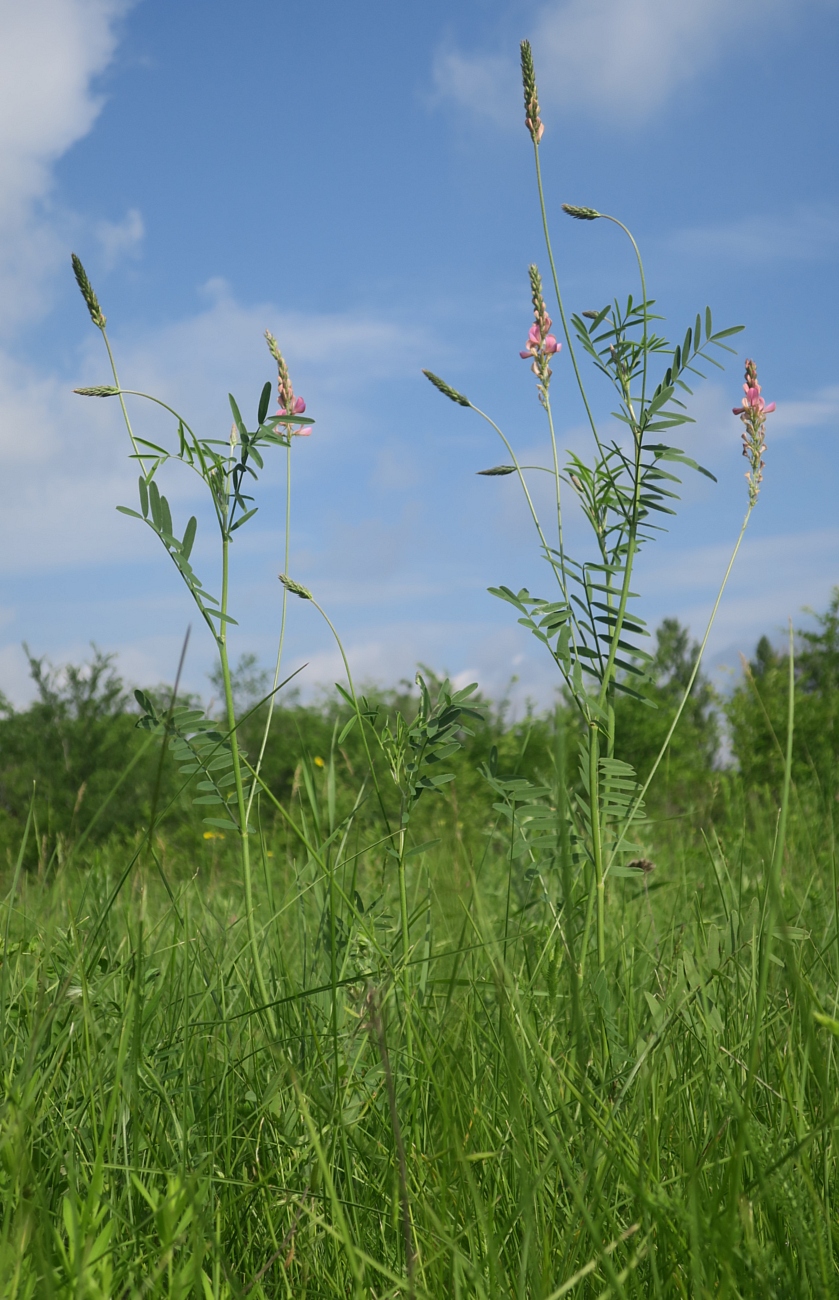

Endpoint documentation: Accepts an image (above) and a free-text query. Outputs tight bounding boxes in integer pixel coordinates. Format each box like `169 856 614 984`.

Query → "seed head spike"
520 40 543 143
422 370 471 407
279 573 313 600
71 254 106 329
562 204 601 221
73 385 119 397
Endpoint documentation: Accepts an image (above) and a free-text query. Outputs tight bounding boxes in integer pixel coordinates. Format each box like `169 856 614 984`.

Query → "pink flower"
522 264 561 401
277 394 309 435
735 359 774 506
733 386 775 417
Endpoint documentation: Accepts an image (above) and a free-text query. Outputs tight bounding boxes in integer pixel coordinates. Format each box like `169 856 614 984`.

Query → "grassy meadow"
2 40 833 1296
2 634 839 1299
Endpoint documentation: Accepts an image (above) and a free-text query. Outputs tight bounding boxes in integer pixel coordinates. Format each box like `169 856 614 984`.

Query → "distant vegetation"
2 594 838 872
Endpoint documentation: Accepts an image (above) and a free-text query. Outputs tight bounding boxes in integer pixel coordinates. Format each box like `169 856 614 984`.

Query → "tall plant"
71 257 314 1030
423 42 774 969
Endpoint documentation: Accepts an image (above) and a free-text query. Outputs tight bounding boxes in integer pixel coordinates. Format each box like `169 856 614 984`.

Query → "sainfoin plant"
71 256 315 1028
424 41 774 972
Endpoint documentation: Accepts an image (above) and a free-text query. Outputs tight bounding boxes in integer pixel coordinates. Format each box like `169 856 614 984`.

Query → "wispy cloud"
0 0 129 330
434 0 795 129
0 285 433 578
670 206 839 263
96 207 144 269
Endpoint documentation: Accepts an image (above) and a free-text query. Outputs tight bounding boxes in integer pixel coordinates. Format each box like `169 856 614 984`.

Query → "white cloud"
671 206 839 263
0 0 129 329
434 0 795 127
96 206 144 268
637 526 839 666
0 284 432 577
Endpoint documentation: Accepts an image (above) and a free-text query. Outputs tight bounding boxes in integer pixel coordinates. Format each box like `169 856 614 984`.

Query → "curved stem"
599 216 649 417
542 391 570 598
308 598 392 834
609 504 754 872
247 441 292 823
101 334 147 471
531 144 603 454
589 726 606 969
218 493 276 1037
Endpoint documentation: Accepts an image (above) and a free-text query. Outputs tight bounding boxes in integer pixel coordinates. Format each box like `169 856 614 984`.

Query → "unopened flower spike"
733 358 775 507
562 204 601 221
422 370 471 406
264 330 309 434
279 573 313 600
520 40 543 143
71 253 106 329
520 264 560 403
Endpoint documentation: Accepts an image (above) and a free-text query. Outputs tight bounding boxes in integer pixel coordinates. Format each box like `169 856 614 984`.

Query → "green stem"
397 819 410 972
588 725 606 971
247 441 292 823
728 619 794 1232
308 599 391 834
609 505 753 871
599 215 649 416
542 389 572 610
531 144 601 453
471 403 583 651
218 499 276 1037
101 333 147 472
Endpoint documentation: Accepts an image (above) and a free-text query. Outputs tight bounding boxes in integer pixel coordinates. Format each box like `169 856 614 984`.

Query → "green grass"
2 763 839 1297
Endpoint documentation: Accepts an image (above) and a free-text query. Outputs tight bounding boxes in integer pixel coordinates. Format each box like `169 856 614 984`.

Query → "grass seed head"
422 370 471 406
71 253 106 329
279 573 313 600
520 40 543 143
562 204 602 221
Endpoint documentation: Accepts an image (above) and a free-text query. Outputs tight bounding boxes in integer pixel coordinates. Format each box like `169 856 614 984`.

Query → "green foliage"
0 740 836 1296
0 648 161 850
727 588 839 789
614 617 719 788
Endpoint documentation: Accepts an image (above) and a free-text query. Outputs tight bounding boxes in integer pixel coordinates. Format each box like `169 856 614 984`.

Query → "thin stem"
101 334 147 472
471 403 583 651
308 598 391 834
397 818 411 970
531 144 602 453
542 389 571 603
727 619 794 1233
599 215 650 417
218 488 276 1037
609 504 754 871
247 441 292 823
588 725 606 971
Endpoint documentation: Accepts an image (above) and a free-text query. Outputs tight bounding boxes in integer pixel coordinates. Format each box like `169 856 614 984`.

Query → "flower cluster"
733 358 774 506
264 330 309 435
520 265 560 404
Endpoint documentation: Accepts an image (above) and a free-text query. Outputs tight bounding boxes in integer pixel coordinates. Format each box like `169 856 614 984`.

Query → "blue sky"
2 0 838 709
